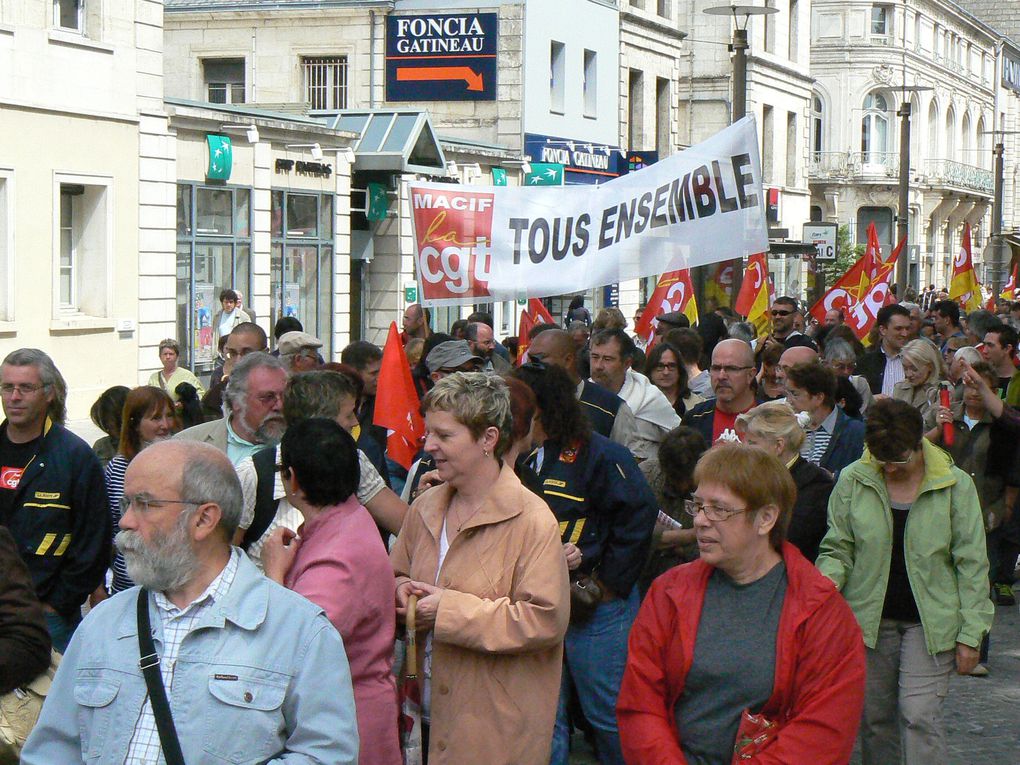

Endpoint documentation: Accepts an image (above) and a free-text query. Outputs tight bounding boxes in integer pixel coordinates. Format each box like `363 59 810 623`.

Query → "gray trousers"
860 619 955 765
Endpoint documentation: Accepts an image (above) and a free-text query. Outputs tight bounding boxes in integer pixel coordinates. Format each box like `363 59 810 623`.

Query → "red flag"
809 234 902 326
528 298 555 325
840 237 906 340
516 310 536 366
735 253 772 335
634 269 698 347
862 222 884 281
373 322 425 470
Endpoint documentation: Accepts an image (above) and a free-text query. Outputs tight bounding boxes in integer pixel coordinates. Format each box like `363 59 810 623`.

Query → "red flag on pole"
516 310 536 366
528 298 555 325
634 269 698 348
373 322 425 470
838 236 906 340
862 222 884 281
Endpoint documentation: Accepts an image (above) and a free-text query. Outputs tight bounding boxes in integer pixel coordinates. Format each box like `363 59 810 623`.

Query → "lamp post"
893 85 931 298
978 130 1020 297
703 3 778 303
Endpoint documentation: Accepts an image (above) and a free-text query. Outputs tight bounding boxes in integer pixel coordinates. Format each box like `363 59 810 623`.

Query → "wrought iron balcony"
807 151 899 180
922 159 993 194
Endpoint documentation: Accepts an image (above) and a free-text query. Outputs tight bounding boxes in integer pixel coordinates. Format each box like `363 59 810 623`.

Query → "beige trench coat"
390 463 570 765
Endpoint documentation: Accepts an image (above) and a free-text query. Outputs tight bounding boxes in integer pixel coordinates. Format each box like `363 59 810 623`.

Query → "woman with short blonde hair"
892 338 945 435
148 338 205 403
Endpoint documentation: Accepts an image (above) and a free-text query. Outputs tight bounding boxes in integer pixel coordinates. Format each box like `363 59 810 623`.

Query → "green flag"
525 162 564 186
367 182 390 221
206 134 232 181
491 167 508 186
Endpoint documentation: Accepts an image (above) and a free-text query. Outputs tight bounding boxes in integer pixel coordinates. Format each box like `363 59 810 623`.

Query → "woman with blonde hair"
390 372 569 764
736 400 835 561
892 338 945 435
147 338 205 403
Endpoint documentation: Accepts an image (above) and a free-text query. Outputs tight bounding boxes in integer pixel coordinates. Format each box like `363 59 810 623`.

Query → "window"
176 184 251 370
762 104 774 183
303 57 348 110
945 108 956 160
786 112 797 186
788 0 799 60
583 50 597 118
271 191 334 357
861 92 889 162
927 101 939 158
628 69 644 150
856 207 894 246
550 41 565 114
655 77 670 156
53 0 83 32
657 0 670 18
871 6 888 36
811 94 824 159
763 0 776 54
203 59 245 105
54 177 110 317
0 172 11 321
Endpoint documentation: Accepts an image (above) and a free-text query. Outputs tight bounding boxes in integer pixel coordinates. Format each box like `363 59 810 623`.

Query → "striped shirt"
124 549 240 765
801 407 838 467
103 455 134 594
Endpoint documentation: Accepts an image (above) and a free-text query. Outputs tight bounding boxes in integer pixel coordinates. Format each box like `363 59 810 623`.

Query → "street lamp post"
703 4 778 303
894 85 931 298
978 130 1020 298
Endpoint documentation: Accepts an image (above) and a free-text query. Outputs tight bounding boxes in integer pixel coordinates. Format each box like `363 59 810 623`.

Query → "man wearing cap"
424 340 483 382
278 331 323 373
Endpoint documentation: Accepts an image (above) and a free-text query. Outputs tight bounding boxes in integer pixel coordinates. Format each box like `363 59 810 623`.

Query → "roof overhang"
314 109 446 175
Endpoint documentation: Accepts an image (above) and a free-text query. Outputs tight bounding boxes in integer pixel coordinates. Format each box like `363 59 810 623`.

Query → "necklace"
450 494 485 531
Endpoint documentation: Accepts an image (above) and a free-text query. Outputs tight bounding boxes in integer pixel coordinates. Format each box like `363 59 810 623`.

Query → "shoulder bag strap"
136 589 187 765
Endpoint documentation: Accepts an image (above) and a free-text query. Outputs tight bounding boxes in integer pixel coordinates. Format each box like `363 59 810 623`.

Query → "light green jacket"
817 439 993 654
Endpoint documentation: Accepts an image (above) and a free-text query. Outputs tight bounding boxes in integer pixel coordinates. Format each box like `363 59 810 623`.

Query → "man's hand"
563 543 582 571
955 642 980 675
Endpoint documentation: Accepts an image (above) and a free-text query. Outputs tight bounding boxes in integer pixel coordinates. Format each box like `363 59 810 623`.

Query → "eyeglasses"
119 495 201 515
225 347 266 359
0 383 48 396
252 391 284 406
873 450 915 467
709 364 753 375
771 309 794 317
653 362 679 371
684 498 753 522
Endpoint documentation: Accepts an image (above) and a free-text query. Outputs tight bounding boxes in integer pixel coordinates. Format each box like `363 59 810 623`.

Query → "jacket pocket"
202 669 289 763
73 674 120 761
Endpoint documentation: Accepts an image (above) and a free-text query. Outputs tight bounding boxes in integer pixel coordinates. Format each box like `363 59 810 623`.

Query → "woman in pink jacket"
263 417 400 765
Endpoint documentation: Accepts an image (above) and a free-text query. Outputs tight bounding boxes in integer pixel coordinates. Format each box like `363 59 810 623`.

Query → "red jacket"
617 542 865 765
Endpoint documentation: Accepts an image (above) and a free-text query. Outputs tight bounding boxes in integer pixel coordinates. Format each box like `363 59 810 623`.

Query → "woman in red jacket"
617 443 865 764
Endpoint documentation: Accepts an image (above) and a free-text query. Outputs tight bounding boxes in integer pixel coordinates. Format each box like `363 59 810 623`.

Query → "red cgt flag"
634 269 698 348
528 298 555 325
373 322 425 469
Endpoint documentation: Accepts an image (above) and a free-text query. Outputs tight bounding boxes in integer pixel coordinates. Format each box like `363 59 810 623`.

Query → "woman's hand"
409 581 445 631
563 543 582 571
395 580 417 620
261 527 300 584
955 642 981 675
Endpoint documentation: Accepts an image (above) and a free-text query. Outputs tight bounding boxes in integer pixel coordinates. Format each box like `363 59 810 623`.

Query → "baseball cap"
425 340 482 374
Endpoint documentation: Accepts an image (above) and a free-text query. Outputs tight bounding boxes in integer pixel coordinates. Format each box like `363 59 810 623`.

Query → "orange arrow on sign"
397 66 484 91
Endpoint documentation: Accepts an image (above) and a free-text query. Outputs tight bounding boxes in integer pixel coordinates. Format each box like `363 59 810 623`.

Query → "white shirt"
124 549 240 765
881 346 905 397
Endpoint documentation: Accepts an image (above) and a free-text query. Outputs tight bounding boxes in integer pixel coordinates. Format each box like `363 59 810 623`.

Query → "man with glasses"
202 322 270 415
178 352 288 466
0 348 109 652
765 296 803 347
683 339 758 445
21 440 358 765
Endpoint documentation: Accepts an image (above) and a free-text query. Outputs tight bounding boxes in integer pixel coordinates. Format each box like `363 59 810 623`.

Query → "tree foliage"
821 225 865 289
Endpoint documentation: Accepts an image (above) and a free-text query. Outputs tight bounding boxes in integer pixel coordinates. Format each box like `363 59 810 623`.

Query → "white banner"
409 117 769 306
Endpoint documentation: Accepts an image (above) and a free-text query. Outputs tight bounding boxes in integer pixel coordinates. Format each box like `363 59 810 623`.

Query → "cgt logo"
412 189 495 299
1 466 24 489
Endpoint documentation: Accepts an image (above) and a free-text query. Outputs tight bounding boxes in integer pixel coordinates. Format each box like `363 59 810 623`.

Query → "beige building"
0 0 171 418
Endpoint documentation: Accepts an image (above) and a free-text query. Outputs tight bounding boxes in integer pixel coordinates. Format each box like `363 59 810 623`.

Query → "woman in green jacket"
816 398 993 765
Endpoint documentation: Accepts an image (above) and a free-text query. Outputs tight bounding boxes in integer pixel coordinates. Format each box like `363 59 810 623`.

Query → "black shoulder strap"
243 447 279 550
136 589 187 765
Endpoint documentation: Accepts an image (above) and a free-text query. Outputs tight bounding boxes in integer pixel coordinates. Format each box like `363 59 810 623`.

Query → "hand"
408 581 444 631
955 642 980 675
395 580 416 619
563 543 582 571
412 470 444 499
261 527 300 584
935 406 953 428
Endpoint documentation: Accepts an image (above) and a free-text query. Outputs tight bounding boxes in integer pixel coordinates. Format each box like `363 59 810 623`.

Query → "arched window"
945 107 956 161
861 92 889 162
961 113 972 166
977 116 988 169
927 101 939 160
811 94 824 159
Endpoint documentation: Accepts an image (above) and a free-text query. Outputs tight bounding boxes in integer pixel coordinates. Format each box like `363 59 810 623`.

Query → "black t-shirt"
881 500 921 622
0 431 43 523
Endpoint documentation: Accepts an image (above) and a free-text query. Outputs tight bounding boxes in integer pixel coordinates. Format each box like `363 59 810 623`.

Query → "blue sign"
386 13 498 102
524 133 622 185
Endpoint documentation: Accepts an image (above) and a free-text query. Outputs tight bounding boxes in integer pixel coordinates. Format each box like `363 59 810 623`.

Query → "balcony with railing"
808 151 993 194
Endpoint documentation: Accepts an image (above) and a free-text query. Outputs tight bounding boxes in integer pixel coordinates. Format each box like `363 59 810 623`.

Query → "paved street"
569 601 1020 764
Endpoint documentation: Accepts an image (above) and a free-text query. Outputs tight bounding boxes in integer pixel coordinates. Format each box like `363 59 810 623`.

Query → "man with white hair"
21 441 358 764
177 352 287 466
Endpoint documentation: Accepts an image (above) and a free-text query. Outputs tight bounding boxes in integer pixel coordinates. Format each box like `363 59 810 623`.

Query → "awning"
316 110 446 175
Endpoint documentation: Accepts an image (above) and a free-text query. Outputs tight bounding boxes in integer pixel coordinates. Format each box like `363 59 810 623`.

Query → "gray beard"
254 415 286 445
115 515 198 593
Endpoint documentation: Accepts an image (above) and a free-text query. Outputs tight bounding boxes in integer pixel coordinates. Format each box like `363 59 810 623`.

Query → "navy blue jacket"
578 379 624 439
819 407 865 479
530 432 656 598
0 419 110 615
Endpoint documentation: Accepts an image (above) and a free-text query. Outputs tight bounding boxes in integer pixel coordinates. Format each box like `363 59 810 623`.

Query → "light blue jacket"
21 553 359 765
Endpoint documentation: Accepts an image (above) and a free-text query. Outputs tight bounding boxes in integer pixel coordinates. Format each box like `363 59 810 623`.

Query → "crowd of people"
0 285 1014 765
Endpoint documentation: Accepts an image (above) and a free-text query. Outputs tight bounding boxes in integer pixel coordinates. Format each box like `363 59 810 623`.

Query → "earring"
483 449 490 458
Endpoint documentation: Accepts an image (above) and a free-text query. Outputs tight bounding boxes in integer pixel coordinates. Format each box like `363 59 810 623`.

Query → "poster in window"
195 285 215 364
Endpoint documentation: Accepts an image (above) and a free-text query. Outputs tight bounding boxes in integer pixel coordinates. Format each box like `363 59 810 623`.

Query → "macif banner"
409 117 769 306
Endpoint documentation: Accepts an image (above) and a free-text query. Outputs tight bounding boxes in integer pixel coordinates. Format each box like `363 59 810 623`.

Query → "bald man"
683 339 758 444
776 345 818 397
527 329 638 452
